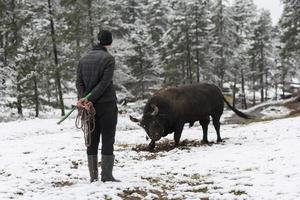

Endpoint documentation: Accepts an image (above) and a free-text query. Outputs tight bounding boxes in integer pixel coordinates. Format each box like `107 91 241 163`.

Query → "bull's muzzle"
150 133 161 141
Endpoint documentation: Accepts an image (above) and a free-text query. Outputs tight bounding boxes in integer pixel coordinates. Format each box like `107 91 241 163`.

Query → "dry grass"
132 139 224 153
51 181 73 187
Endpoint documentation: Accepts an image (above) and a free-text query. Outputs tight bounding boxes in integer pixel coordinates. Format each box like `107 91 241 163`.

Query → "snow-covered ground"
0 113 300 200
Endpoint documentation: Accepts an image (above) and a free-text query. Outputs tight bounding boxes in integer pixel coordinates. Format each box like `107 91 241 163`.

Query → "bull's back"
158 83 224 120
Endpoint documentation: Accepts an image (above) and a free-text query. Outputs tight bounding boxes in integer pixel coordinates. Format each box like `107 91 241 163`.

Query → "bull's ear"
129 115 142 123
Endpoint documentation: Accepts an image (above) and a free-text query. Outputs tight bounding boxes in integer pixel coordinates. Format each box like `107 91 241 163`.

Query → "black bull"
130 83 253 150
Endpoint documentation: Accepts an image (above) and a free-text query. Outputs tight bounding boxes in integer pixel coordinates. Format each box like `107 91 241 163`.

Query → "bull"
130 83 253 151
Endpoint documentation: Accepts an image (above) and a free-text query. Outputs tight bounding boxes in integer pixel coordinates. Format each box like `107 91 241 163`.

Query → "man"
76 30 118 182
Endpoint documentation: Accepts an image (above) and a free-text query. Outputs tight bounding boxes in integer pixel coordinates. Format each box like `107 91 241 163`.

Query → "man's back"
76 44 117 104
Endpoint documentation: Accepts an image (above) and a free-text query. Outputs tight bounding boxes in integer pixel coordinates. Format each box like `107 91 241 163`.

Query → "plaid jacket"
76 44 117 104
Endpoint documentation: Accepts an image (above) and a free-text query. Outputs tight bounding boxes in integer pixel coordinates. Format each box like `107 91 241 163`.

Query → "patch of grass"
15 191 24 196
0 169 6 176
118 143 132 149
143 153 158 160
30 168 41 172
104 195 112 200
200 198 209 200
191 173 201 180
51 181 73 187
185 187 208 193
141 176 160 184
118 187 148 200
70 160 84 169
230 190 247 196
141 176 174 196
149 189 168 199
132 139 222 153
213 186 223 190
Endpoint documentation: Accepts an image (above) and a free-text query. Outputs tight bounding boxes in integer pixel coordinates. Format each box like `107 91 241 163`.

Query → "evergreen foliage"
0 0 299 117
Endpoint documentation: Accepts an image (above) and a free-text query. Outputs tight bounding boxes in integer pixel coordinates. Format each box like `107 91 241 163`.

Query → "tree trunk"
275 81 278 100
75 5 81 59
195 6 200 83
138 47 145 99
87 0 94 46
0 32 6 85
48 0 65 116
4 32 8 66
16 76 23 117
33 74 39 117
46 67 52 104
232 73 237 108
282 80 285 98
184 6 192 84
251 55 256 106
219 47 224 89
186 31 192 83
259 41 264 103
11 0 23 117
241 69 247 109
265 69 268 101
181 62 185 84
218 0 224 89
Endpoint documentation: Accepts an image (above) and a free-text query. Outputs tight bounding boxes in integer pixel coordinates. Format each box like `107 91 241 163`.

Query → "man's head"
98 30 113 46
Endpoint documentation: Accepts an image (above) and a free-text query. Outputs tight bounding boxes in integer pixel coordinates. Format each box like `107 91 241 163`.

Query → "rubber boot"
87 155 98 182
101 154 120 182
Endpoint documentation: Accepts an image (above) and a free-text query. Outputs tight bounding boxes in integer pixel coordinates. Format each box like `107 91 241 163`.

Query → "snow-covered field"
0 113 300 200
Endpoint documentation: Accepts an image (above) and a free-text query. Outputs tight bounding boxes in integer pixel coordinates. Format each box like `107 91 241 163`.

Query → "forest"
0 0 299 117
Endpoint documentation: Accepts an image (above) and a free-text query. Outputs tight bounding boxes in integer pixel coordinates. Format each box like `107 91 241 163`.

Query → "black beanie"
98 30 113 46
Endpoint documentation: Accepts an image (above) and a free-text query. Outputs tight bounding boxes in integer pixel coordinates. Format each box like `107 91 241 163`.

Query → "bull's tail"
222 95 254 119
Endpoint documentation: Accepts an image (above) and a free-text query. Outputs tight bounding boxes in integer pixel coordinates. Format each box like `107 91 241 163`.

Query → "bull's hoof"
148 143 155 152
148 146 155 152
201 140 209 144
217 139 223 143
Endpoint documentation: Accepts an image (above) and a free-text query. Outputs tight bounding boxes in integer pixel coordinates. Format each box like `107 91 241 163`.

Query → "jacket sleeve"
88 57 115 102
76 62 85 99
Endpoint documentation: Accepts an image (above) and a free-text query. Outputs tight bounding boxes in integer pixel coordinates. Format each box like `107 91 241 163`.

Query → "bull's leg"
174 123 184 146
212 115 222 143
199 117 210 144
148 140 156 151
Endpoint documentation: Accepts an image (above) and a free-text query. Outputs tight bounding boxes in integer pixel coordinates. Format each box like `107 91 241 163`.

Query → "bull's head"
130 104 164 141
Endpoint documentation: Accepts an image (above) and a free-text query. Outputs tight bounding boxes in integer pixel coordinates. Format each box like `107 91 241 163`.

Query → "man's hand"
76 98 88 109
76 98 93 110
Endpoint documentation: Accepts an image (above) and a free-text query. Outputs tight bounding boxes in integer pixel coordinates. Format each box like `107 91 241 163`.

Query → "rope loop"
75 102 96 147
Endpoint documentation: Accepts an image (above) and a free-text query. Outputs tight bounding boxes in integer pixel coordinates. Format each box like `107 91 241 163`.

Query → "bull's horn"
129 115 142 123
150 104 159 116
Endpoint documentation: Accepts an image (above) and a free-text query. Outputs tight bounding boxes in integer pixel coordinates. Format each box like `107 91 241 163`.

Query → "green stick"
57 92 92 125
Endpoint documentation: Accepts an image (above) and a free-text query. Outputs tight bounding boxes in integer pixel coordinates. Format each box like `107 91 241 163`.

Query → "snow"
260 106 291 118
1 114 300 199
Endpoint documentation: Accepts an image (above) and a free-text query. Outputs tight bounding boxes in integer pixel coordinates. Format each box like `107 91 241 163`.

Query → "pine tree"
162 1 193 85
249 10 273 103
4 0 28 116
114 0 163 98
231 0 256 108
279 0 300 97
47 0 65 116
211 0 236 88
190 0 212 83
0 1 9 95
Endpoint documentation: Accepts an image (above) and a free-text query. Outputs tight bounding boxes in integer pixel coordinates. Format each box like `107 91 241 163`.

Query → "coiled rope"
75 102 96 147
